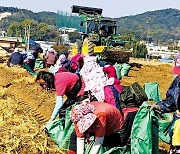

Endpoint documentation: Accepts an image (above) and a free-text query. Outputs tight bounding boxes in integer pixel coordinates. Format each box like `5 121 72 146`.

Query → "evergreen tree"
132 42 147 58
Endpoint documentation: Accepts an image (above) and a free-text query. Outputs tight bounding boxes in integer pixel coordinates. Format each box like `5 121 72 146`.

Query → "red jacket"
75 101 124 138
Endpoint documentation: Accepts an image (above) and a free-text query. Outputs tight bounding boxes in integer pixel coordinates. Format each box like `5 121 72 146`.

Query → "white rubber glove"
90 137 104 154
77 137 85 154
51 96 63 120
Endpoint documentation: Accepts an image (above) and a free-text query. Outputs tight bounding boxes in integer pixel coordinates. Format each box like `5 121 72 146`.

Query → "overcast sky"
0 0 180 17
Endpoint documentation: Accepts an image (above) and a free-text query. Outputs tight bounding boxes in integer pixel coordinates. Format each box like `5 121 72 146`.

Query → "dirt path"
122 60 174 98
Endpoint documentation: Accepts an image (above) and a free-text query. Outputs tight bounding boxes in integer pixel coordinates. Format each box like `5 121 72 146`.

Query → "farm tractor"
71 5 131 63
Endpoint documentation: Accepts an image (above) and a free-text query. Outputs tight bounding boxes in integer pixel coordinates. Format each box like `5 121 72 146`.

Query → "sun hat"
70 103 97 134
60 58 71 67
172 54 180 75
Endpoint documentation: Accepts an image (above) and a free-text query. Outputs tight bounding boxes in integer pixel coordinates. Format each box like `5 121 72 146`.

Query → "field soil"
0 56 174 153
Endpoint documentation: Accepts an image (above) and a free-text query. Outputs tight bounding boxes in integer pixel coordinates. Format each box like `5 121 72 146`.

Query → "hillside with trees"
116 8 180 43
0 6 56 31
0 6 179 43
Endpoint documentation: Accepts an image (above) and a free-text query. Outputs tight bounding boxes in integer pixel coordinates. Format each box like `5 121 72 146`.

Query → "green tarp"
45 106 74 149
45 81 173 153
114 63 131 79
121 63 131 77
158 113 172 143
143 81 172 144
131 102 158 154
114 63 123 79
144 82 162 103
23 64 37 77
131 102 172 154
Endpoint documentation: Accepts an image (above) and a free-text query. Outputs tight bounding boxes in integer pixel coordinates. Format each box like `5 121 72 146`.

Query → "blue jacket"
8 52 23 65
158 76 180 113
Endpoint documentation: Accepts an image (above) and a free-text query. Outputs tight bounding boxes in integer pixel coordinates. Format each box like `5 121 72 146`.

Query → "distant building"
59 27 78 33
35 41 56 53
146 43 168 55
146 43 179 59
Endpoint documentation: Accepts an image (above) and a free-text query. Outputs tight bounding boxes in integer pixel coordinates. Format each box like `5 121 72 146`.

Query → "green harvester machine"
71 5 131 63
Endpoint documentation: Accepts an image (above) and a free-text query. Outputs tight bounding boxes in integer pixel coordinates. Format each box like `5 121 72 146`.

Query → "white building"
146 43 179 59
35 41 56 53
146 43 168 55
59 27 77 33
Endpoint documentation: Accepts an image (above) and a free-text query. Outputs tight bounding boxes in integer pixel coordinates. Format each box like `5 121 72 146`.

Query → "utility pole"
24 27 27 39
26 25 30 52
